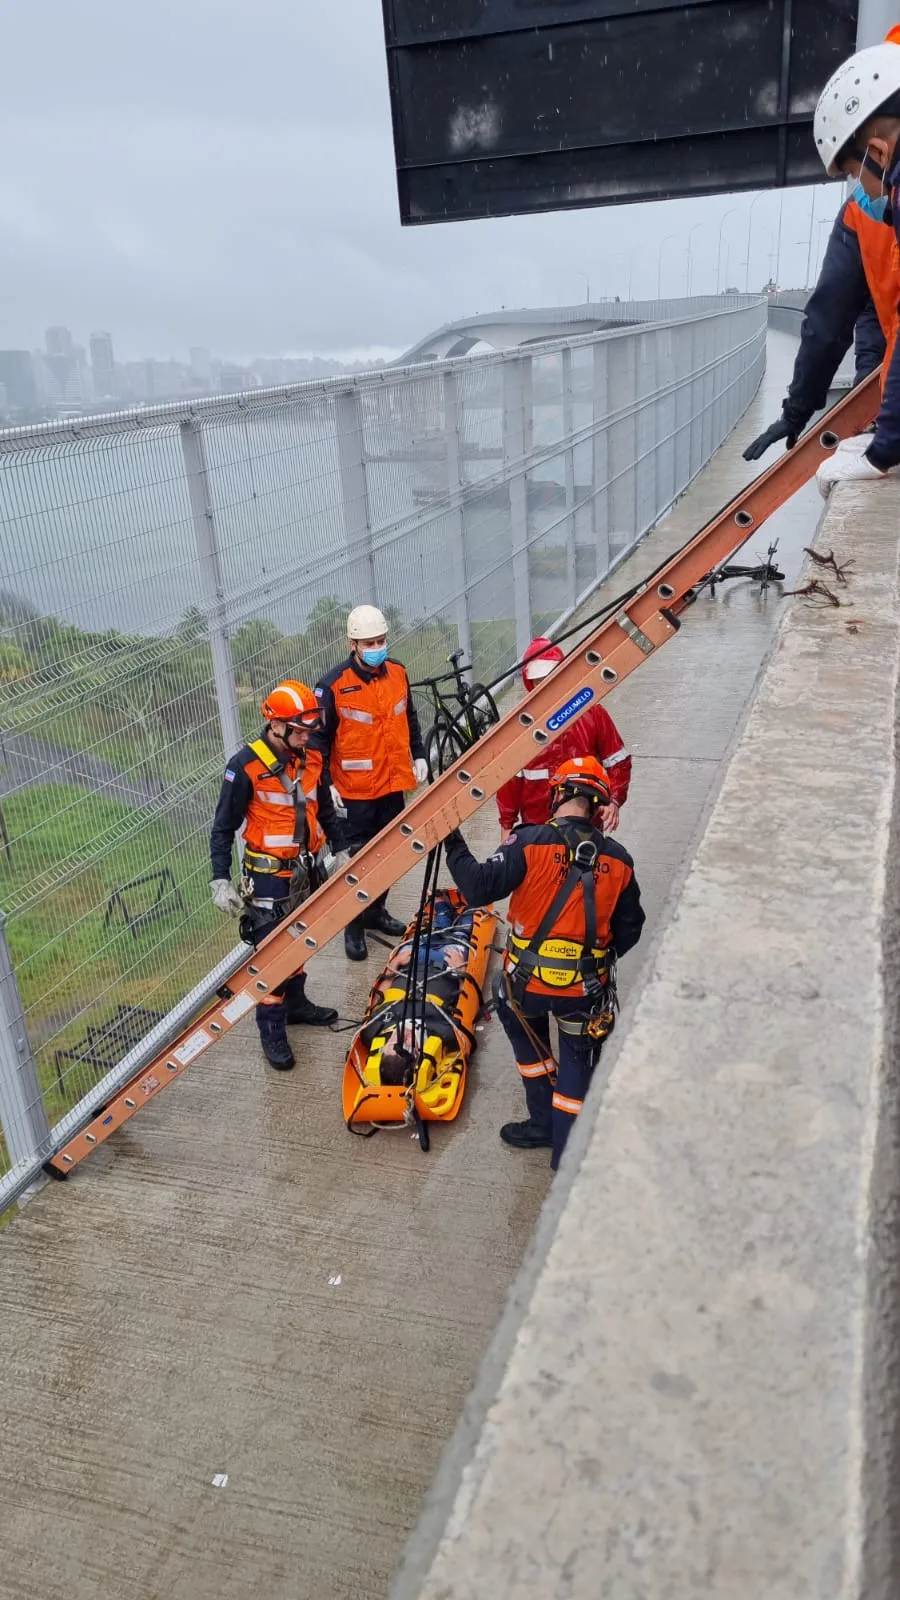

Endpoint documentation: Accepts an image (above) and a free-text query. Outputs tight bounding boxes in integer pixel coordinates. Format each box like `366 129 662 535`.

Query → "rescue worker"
812 28 900 492
496 635 631 840
210 679 348 1071
315 604 428 962
742 207 890 462
445 756 645 1170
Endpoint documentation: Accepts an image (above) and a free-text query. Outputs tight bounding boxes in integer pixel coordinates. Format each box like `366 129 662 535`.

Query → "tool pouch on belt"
285 850 323 912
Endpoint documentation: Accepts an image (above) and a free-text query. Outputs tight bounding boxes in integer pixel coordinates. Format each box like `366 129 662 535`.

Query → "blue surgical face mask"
852 180 889 222
361 645 388 668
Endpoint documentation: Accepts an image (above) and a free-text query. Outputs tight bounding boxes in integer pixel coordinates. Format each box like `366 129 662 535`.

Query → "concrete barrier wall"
392 476 900 1599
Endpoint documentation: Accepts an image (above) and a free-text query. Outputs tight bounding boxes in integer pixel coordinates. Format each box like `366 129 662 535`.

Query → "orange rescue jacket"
506 824 636 999
315 657 419 801
241 737 326 872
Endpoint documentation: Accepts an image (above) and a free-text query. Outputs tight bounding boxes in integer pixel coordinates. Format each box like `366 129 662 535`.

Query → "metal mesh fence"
0 296 766 1183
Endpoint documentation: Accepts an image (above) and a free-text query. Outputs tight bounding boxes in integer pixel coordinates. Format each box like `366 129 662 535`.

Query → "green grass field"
0 783 235 1163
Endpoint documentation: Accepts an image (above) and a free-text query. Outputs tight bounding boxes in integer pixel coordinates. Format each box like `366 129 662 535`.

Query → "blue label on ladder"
546 686 594 733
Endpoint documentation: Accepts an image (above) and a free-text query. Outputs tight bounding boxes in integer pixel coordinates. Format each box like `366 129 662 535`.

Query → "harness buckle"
573 838 598 870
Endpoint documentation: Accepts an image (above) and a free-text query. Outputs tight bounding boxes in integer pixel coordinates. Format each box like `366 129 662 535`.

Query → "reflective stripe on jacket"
496 703 631 832
315 655 421 801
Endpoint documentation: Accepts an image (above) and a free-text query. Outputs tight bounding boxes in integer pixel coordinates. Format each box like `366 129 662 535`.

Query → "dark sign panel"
381 0 860 224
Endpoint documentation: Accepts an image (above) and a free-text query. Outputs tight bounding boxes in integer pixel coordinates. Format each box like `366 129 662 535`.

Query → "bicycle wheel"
466 683 500 735
426 714 468 777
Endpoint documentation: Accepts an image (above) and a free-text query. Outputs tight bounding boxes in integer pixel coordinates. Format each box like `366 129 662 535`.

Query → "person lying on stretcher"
384 893 476 980
366 895 479 1083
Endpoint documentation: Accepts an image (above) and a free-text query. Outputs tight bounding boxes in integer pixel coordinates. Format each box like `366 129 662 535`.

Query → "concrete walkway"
0 333 828 1600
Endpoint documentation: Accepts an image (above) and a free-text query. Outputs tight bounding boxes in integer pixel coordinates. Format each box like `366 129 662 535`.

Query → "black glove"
327 820 349 853
742 414 803 462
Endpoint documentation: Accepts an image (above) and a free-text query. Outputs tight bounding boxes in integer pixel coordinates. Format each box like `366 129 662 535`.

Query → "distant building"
218 362 249 393
44 326 74 357
89 331 117 399
44 347 88 406
0 351 38 411
189 346 212 385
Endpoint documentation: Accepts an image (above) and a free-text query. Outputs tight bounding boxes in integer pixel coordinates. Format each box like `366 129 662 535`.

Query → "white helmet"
347 603 387 641
814 33 900 176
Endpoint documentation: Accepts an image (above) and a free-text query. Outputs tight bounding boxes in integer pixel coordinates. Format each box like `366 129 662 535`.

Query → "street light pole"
805 189 817 288
745 191 767 293
686 221 706 296
717 207 740 293
657 234 676 299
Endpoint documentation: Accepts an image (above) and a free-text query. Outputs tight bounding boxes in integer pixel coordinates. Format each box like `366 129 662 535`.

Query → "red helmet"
522 635 564 687
549 756 611 811
260 679 321 729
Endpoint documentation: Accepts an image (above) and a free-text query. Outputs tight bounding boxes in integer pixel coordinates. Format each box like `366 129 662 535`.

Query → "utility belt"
506 934 609 993
240 846 324 940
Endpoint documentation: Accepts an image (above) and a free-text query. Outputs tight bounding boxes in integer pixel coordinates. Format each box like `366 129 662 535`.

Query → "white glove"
816 445 890 498
329 849 351 874
827 434 872 455
211 878 243 916
413 757 429 785
330 784 346 812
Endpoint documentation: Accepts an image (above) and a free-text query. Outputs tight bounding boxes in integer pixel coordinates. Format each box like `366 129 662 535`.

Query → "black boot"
256 1002 295 1070
283 975 337 1027
499 1118 553 1150
344 916 368 961
364 901 407 938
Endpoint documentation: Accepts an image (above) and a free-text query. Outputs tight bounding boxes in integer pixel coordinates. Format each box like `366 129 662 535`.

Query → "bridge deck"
0 333 822 1599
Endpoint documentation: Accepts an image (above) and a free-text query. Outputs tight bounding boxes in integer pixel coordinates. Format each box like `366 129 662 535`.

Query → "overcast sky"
0 0 845 364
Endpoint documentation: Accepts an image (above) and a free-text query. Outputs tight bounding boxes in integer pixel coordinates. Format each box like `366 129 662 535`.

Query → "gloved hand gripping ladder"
45 372 881 1177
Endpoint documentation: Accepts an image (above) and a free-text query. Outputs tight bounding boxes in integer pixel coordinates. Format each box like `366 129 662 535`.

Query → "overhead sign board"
381 0 861 225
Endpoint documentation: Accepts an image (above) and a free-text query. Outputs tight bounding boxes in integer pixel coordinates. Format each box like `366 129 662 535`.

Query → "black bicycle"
411 649 501 777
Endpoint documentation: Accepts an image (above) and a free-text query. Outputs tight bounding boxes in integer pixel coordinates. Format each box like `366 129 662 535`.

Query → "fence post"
0 915 51 1169
606 335 638 562
561 347 578 610
179 419 243 761
502 355 533 657
335 387 377 605
442 370 473 661
591 341 611 577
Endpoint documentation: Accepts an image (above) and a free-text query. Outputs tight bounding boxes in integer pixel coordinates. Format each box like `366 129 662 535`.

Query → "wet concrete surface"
0 332 827 1600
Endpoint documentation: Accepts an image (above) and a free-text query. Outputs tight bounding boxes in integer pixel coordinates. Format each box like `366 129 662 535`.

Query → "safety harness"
240 738 321 935
505 819 618 1044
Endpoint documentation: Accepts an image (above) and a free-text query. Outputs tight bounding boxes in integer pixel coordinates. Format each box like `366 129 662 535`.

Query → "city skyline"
0 319 399 424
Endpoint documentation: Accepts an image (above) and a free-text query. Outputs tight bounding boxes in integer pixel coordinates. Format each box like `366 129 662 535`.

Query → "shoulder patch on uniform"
505 832 517 845
224 769 235 782
314 686 324 698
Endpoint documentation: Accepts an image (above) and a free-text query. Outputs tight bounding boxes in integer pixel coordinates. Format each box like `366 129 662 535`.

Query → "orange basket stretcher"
340 888 498 1146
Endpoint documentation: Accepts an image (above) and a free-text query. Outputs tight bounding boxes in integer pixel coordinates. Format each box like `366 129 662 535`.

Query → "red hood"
522 635 564 687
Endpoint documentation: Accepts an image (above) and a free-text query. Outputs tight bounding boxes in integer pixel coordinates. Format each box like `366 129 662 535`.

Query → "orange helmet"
260 679 321 729
549 755 611 812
